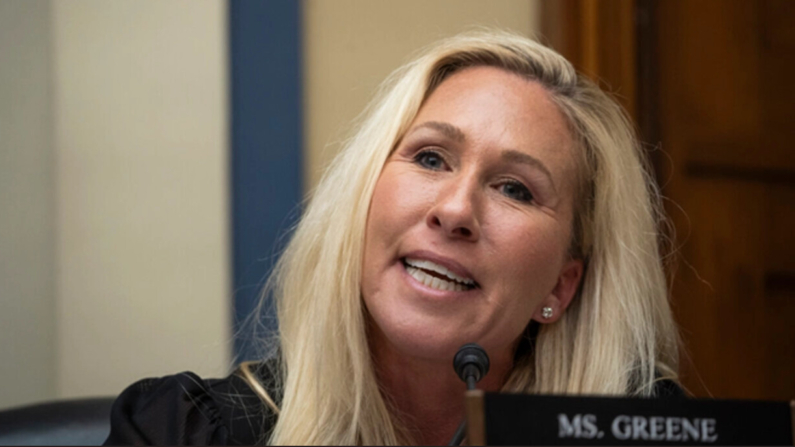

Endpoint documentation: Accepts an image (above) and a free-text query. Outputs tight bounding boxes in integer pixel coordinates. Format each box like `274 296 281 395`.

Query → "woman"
106 30 680 445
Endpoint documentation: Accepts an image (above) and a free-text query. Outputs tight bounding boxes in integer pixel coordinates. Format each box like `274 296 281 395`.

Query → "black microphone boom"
453 343 490 390
449 343 490 446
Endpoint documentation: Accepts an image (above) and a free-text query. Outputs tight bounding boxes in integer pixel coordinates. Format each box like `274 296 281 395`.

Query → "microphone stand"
448 344 490 446
447 396 472 445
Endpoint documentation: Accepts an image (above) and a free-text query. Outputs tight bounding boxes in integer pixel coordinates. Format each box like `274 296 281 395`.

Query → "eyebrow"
501 150 553 182
502 149 558 194
407 121 466 142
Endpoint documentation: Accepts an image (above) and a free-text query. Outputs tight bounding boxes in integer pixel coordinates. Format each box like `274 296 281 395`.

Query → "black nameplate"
479 393 793 445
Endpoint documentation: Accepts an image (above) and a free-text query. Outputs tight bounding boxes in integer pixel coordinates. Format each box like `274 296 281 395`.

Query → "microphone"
453 343 490 390
449 343 490 446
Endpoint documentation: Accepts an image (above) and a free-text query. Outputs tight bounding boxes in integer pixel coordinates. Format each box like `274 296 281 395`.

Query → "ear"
532 258 584 323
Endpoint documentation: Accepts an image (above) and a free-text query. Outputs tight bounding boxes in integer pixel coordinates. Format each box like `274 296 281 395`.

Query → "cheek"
366 168 432 247
481 223 567 344
363 168 426 284
488 217 569 293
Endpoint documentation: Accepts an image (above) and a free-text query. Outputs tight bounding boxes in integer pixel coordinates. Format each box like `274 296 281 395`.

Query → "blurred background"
0 0 792 411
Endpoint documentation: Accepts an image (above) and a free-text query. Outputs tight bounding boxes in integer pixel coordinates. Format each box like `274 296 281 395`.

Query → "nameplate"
465 391 794 445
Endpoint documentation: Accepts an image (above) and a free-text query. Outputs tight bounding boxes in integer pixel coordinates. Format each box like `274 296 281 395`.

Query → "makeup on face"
361 66 583 362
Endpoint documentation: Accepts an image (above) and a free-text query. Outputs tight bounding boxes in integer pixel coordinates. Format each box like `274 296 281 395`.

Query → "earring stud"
541 306 553 319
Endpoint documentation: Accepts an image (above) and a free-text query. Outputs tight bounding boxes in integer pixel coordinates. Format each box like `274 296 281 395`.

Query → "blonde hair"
248 30 679 445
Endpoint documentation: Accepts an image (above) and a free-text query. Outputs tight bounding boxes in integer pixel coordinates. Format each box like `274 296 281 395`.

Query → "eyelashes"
412 149 535 204
497 180 533 203
414 149 447 171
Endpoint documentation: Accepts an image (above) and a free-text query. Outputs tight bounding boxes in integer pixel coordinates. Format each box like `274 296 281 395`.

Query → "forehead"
411 66 579 196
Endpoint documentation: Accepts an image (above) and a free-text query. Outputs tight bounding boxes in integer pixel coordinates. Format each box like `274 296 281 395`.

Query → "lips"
400 251 479 292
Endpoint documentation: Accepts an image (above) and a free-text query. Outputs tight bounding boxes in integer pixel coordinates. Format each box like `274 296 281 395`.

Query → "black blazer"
104 363 682 445
104 362 279 445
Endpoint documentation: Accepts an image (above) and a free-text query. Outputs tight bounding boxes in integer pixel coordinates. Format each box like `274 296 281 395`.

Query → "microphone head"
453 343 490 383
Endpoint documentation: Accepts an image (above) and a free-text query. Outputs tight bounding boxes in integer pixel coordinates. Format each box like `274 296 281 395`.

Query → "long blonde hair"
248 30 679 445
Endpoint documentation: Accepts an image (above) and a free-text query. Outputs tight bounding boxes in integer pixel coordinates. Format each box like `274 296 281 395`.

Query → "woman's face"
361 66 584 362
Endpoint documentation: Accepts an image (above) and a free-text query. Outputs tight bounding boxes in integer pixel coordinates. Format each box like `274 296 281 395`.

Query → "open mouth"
401 257 479 292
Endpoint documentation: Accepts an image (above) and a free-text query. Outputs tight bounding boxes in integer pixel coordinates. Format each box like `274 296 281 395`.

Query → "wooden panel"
657 0 795 400
543 0 795 400
541 0 637 119
667 178 795 399
762 188 795 398
760 0 795 174
657 0 795 174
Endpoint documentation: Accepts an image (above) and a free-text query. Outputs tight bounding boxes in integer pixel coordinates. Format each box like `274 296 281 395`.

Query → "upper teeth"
404 258 475 286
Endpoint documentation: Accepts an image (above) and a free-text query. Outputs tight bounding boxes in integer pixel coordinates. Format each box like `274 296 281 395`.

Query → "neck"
371 333 515 445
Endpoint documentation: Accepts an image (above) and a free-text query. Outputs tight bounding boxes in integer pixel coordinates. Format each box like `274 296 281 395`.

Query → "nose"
426 174 481 242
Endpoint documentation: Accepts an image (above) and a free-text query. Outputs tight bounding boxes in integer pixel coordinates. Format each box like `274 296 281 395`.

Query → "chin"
370 312 477 362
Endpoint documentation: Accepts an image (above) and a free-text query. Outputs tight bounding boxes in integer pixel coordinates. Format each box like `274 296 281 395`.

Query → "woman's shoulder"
104 360 280 446
653 378 686 398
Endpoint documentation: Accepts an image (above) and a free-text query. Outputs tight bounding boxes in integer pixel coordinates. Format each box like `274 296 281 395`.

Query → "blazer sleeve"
104 371 274 445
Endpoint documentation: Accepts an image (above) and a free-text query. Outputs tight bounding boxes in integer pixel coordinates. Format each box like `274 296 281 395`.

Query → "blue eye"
499 181 533 203
414 150 447 171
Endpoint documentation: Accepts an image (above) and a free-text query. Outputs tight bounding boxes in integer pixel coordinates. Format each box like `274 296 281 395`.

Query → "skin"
361 66 584 445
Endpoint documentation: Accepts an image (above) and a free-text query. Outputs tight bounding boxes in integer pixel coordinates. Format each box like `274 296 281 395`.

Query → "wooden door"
543 0 795 400
656 0 795 399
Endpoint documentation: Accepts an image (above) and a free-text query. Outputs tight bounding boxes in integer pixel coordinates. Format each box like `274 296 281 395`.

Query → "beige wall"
0 0 231 409
0 0 57 409
0 0 541 409
50 0 232 398
303 0 541 190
